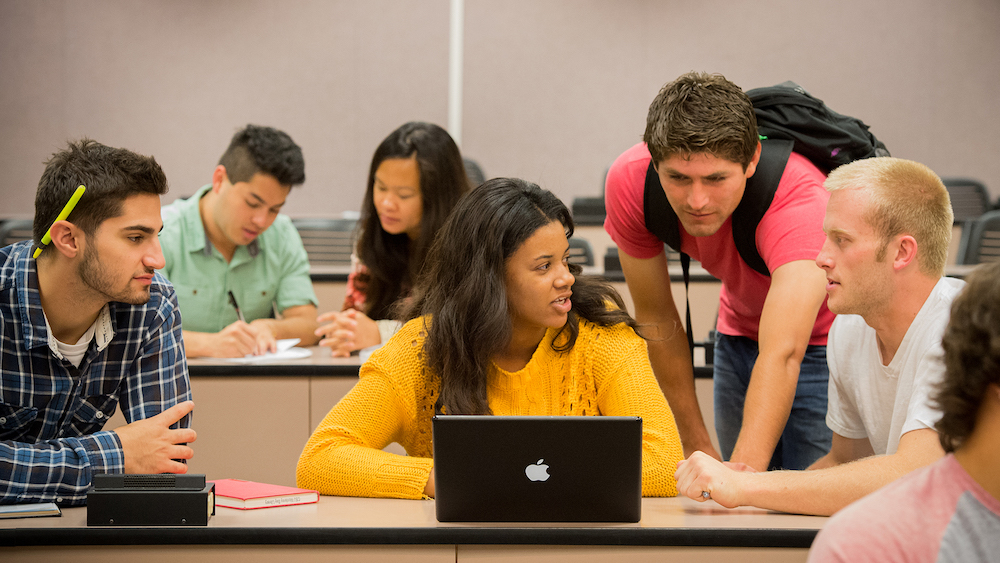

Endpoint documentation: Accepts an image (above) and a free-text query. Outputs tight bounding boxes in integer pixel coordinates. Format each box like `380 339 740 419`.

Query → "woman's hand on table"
316 308 381 357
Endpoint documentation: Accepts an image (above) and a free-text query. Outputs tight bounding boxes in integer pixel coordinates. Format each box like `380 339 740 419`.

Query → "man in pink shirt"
605 72 833 470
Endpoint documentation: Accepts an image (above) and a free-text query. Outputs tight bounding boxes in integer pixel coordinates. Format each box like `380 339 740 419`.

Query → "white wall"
2 0 999 219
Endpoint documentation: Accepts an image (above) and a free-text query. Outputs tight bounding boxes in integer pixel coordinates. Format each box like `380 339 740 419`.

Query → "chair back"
957 209 1000 265
0 219 34 248
463 158 486 188
291 218 357 267
942 177 990 224
568 237 595 266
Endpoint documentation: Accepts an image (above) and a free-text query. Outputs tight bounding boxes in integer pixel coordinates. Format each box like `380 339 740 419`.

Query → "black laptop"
432 415 642 522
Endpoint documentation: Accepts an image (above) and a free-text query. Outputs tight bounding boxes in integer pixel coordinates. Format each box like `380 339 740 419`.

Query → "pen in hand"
227 291 246 323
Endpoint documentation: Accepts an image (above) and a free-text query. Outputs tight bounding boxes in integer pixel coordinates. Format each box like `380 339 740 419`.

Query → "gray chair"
0 219 34 248
570 165 613 227
568 237 594 266
463 158 486 188
943 178 990 224
943 178 991 258
291 218 357 267
956 209 1000 265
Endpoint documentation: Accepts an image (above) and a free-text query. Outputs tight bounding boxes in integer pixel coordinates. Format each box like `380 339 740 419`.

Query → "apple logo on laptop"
525 459 550 482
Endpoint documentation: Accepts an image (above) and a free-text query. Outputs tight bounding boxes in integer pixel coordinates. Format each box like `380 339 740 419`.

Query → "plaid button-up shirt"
1 241 192 506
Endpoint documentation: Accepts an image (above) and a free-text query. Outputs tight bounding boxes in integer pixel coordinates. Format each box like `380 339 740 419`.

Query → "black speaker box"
87 473 215 526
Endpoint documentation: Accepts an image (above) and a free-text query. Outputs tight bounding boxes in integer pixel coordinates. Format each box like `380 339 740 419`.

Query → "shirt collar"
13 244 116 353
42 304 113 361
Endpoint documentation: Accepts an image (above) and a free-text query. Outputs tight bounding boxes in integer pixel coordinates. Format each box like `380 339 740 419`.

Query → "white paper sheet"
217 339 313 364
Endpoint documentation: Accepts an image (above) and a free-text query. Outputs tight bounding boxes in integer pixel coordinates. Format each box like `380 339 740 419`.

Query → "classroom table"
1 494 826 563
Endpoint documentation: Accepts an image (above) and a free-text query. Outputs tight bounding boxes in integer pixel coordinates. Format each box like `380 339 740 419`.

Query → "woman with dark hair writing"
298 178 683 498
316 122 470 356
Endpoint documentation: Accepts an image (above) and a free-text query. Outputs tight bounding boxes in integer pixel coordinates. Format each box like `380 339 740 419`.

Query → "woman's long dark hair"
356 122 470 319
405 178 638 415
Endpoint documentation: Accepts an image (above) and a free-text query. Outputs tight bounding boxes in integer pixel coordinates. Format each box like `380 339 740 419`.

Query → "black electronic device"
87 473 215 526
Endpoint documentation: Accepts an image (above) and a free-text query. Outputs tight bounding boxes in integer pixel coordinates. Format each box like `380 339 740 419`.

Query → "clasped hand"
315 308 380 357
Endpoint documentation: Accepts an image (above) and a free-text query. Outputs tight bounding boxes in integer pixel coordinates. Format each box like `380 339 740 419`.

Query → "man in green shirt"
159 125 319 358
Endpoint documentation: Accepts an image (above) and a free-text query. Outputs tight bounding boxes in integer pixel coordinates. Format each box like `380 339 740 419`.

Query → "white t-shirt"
826 276 965 455
43 304 112 368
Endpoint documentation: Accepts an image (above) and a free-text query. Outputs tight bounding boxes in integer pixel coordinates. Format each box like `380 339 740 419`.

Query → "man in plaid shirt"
1 139 195 506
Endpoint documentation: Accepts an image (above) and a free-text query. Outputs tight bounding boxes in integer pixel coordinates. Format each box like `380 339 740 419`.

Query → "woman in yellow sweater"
297 178 683 499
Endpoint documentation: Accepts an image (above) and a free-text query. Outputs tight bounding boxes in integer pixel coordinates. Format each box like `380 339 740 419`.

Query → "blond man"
675 157 959 516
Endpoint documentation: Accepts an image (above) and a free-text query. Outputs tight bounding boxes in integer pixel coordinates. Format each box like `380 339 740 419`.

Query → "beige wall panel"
313 280 349 316
0 0 450 218
186 376 311 486
462 0 1000 210
696 377 720 454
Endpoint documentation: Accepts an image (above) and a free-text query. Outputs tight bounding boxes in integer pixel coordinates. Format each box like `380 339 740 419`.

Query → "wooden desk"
1 495 825 562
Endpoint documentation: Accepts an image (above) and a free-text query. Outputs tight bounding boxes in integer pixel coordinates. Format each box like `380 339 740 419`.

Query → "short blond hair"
824 157 953 276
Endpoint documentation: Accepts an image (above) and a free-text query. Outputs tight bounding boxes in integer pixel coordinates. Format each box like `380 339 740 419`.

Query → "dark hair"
934 262 1000 452
33 139 168 245
218 124 305 186
405 178 638 415
644 71 758 169
356 122 470 319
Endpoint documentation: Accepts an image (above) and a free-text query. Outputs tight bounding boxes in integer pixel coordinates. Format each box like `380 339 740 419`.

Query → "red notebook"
210 479 319 510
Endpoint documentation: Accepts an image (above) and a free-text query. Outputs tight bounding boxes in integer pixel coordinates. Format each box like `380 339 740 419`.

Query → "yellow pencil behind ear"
33 185 86 259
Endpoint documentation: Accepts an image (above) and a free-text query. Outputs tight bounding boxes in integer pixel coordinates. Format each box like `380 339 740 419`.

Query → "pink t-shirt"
808 454 1000 562
604 142 834 344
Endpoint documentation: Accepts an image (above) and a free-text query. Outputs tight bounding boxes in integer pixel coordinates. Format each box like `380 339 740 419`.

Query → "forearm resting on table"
734 430 943 515
297 440 433 499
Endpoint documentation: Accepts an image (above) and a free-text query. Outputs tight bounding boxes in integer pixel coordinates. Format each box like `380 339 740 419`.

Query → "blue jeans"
713 332 832 470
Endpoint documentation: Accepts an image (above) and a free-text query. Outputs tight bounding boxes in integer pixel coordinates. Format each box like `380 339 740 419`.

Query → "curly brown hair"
934 261 1000 452
643 71 758 168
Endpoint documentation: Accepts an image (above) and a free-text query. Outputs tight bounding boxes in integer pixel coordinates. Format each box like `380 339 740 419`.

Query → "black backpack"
642 81 889 352
644 80 890 277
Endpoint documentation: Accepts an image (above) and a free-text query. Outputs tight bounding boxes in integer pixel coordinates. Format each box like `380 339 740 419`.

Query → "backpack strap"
643 161 681 250
643 158 694 358
731 139 794 276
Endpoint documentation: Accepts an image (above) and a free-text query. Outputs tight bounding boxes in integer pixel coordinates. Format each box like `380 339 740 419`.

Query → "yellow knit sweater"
297 317 683 499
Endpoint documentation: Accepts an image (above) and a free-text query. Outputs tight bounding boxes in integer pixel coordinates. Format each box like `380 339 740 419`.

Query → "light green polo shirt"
158 185 318 333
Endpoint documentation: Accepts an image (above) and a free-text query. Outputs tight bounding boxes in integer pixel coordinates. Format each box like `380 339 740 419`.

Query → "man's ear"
892 235 918 271
211 165 228 193
47 220 83 259
744 141 763 179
